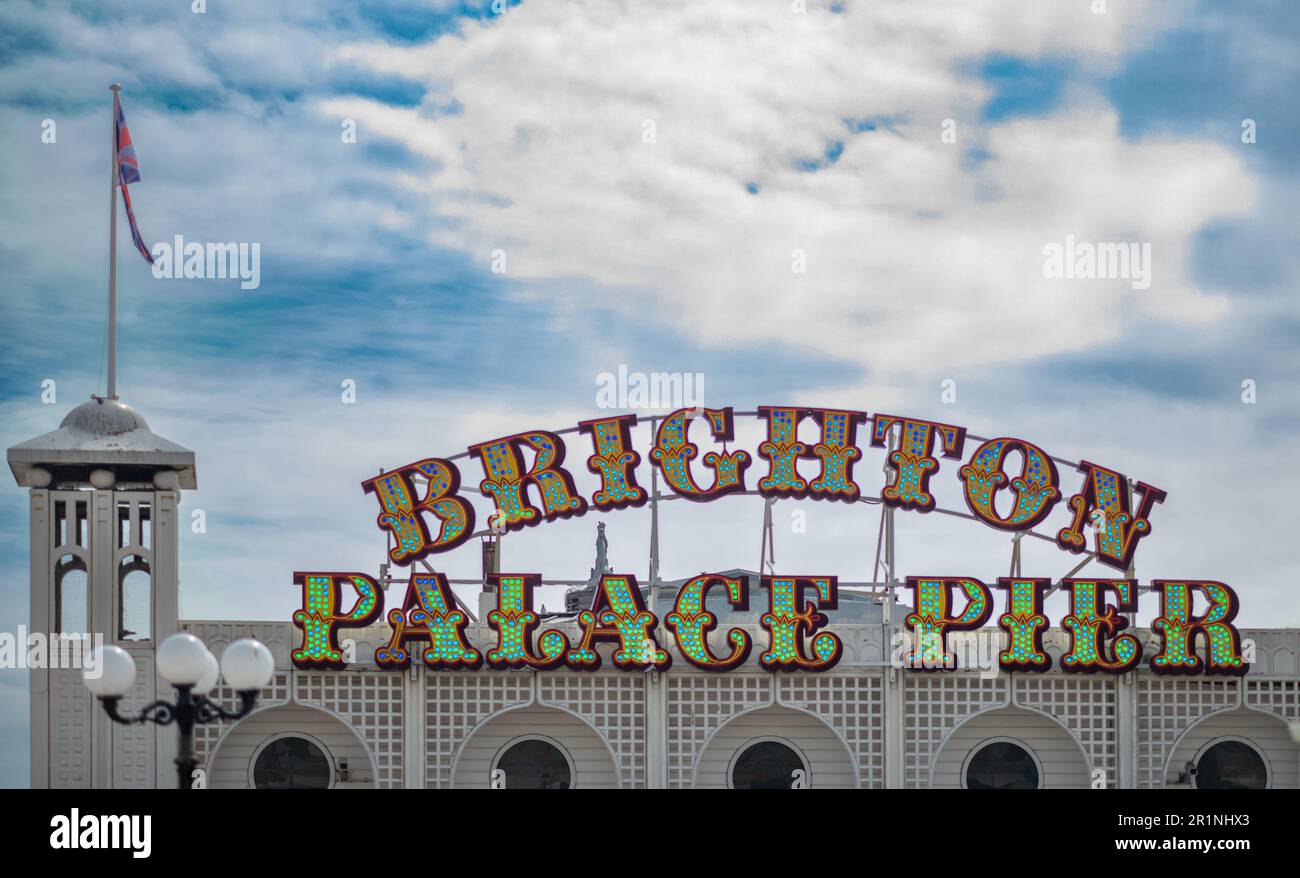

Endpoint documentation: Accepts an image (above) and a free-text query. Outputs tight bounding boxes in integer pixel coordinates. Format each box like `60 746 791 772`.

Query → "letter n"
1057 461 1166 571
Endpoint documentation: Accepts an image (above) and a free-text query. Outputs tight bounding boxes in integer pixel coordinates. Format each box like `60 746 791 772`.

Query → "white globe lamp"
194 648 220 695
83 645 137 698
156 632 211 687
220 638 275 692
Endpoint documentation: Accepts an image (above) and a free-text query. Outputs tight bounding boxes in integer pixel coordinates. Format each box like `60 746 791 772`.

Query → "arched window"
963 739 1041 789
730 739 808 789
118 555 151 641
1195 739 1269 790
251 735 333 789
493 738 573 789
55 554 88 635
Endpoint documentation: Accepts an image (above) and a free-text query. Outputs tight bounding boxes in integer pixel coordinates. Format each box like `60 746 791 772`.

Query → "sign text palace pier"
10 402 1299 789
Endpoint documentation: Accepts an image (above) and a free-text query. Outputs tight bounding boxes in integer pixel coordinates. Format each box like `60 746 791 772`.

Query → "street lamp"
84 633 275 789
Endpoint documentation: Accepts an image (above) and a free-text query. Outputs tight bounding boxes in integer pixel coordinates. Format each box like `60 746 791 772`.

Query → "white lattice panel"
777 674 886 788
1245 679 1300 722
666 675 772 788
425 673 532 788
903 675 1007 788
193 673 290 768
50 668 92 788
1137 677 1240 788
1015 676 1117 787
296 672 405 788
539 674 647 787
112 650 156 788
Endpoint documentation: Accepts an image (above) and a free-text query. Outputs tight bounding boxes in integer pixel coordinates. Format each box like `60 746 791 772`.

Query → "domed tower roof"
59 397 153 434
7 396 196 489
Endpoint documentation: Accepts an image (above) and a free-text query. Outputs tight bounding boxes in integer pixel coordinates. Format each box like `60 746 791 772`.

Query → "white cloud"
2 0 1294 636
325 0 1251 379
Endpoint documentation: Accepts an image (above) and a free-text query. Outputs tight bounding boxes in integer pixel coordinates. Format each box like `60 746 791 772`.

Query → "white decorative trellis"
296 672 406 789
1245 678 1300 722
665 674 772 788
1136 677 1239 788
1015 675 1118 787
425 673 532 788
903 674 1007 788
193 672 291 767
777 674 886 788
50 668 93 788
539 674 647 788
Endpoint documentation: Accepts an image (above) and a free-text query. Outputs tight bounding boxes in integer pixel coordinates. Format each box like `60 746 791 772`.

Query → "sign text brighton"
290 406 1248 677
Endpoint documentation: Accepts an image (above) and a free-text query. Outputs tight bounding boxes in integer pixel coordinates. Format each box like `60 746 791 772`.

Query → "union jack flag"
115 93 154 264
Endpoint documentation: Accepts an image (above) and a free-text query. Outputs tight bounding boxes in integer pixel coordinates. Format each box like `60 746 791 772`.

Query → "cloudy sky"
1 0 1297 786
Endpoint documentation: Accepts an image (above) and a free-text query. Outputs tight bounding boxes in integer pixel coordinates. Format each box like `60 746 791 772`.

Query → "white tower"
7 397 195 788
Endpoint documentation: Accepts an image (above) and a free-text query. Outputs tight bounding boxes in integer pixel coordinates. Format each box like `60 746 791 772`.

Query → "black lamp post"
85 633 274 789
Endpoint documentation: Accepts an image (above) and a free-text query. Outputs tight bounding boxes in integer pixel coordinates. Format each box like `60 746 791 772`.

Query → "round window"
252 736 332 789
1196 740 1268 790
731 740 806 789
964 740 1040 789
495 739 572 789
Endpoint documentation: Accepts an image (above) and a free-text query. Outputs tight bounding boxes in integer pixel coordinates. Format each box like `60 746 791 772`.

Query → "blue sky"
1 0 1297 786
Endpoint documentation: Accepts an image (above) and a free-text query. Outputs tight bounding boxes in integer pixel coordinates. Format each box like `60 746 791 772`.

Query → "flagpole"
107 83 121 400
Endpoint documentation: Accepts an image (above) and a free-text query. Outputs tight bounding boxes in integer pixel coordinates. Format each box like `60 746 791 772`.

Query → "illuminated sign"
290 407 1249 677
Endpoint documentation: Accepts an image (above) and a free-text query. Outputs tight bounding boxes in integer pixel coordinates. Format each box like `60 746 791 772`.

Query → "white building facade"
164 619 1299 790
11 398 1300 790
